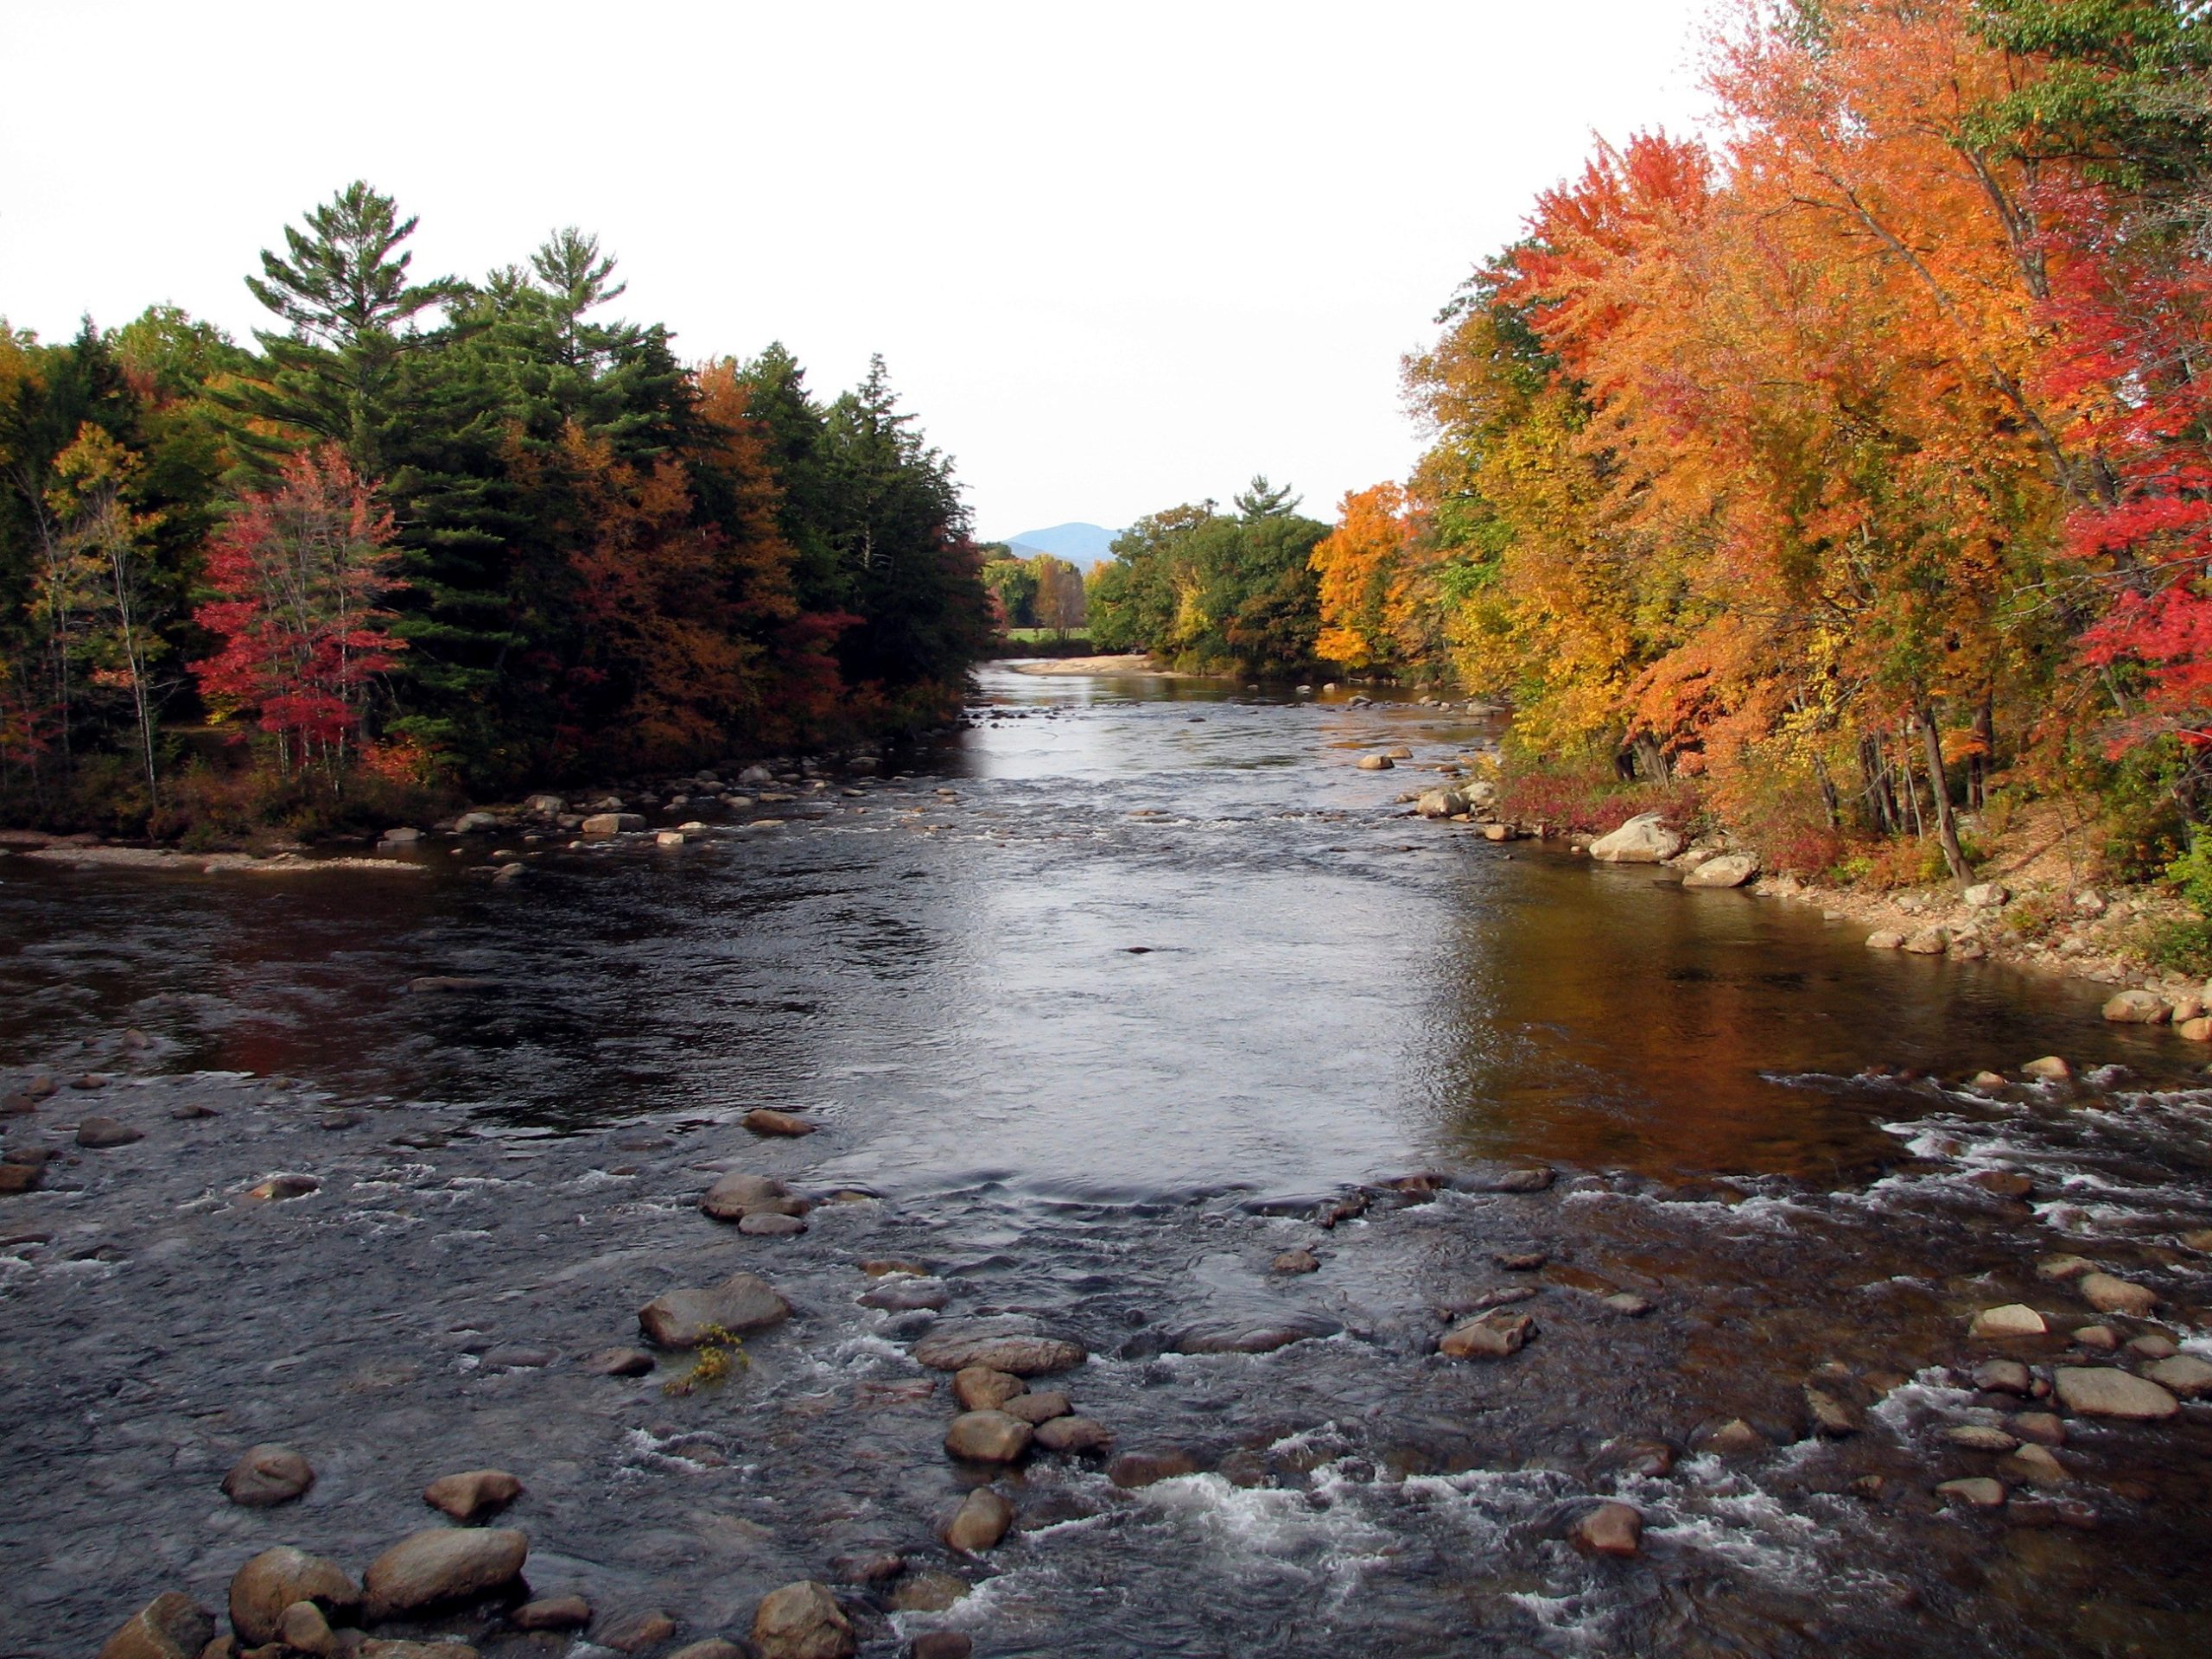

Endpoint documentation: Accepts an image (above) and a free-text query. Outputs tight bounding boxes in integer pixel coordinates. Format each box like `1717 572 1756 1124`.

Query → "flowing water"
3 665 2209 1658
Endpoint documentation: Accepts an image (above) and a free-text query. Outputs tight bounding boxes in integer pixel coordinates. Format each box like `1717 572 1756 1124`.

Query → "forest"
1302 0 2212 888
0 184 991 837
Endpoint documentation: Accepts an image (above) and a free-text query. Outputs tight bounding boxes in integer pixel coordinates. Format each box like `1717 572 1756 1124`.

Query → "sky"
1 1 1717 542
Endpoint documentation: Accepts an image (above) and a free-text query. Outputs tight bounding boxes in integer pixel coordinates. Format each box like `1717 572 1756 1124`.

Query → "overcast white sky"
3 1 1714 541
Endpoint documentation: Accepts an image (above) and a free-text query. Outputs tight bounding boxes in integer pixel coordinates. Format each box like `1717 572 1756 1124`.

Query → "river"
3 664 2209 1657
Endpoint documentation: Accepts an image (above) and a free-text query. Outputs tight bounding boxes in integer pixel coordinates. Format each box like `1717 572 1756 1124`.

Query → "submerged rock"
1272 1249 1320 1274
1936 1477 2007 1509
743 1108 816 1137
221 1444 315 1507
1109 1448 1198 1488
1569 1502 1643 1558
1166 1311 1341 1354
76 1115 143 1148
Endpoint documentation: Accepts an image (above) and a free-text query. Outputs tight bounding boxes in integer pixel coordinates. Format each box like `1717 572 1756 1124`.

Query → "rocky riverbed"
4 668 2211 1658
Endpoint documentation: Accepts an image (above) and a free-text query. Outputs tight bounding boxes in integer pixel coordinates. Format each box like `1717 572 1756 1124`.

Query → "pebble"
76 1115 143 1148
229 1548 360 1645
2052 1366 2180 1420
639 1273 792 1346
362 1528 529 1619
944 1486 1015 1553
480 1344 555 1370
1936 1477 2007 1509
1033 1415 1115 1456
1496 1250 1548 1270
221 1444 315 1507
749 1580 855 1659
2079 1272 2158 1317
944 1410 1033 1463
1439 1311 1534 1359
512 1594 593 1631
423 1468 524 1521
1569 1502 1643 1557
1968 1304 2047 1339
97 1592 214 1659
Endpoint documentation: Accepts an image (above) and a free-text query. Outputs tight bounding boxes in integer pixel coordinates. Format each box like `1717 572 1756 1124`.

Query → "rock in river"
221 1443 315 1507
944 1410 1033 1463
423 1468 524 1522
1569 1502 1643 1558
639 1273 792 1346
1968 1304 2047 1339
953 1366 1026 1411
1003 1389 1071 1425
944 1487 1014 1554
700 1171 804 1222
363 1527 528 1619
229 1548 360 1645
750 1580 855 1659
1440 1310 1534 1359
2145 1355 2212 1397
743 1108 816 1137
2101 989 2171 1023
512 1595 592 1631
1034 1414 1115 1456
98 1592 214 1659
2052 1366 2180 1421
1272 1249 1320 1274
1167 1310 1342 1354
1683 852 1759 888
76 1115 143 1148
1588 813 1683 863
2079 1272 2158 1317
912 1323 1086 1376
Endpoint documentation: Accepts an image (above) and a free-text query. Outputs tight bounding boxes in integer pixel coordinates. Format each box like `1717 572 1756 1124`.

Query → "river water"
3 665 2209 1657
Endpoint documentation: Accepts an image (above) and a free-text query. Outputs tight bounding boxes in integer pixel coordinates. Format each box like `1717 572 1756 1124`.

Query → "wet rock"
480 1344 555 1370
2052 1366 2180 1420
911 1325 1086 1376
2126 1333 2178 1359
1440 1310 1534 1358
1902 926 1950 955
361 1527 528 1619
951 1367 1026 1412
1034 1414 1115 1457
1999 1444 2068 1487
2145 1354 2212 1397
2102 989 2171 1023
639 1273 792 1346
2072 1325 2119 1351
601 1610 678 1652
2010 1411 2066 1446
744 1108 816 1137
1942 1424 2018 1452
98 1592 214 1659
944 1487 1014 1554
221 1444 315 1507
1272 1249 1320 1274
912 1637 974 1659
749 1580 855 1659
1415 786 1470 818
230 1548 361 1645
1865 930 1904 950
1936 1477 2007 1509
1588 814 1682 863
1110 1448 1198 1488
1973 1360 2032 1395
360 1643 481 1659
581 813 645 837
1569 1502 1643 1558
699 1171 803 1222
2037 1254 2092 1281
2181 1016 2212 1042
860 1257 931 1278
1590 1437 1675 1479
2020 1056 2071 1082
243 1173 320 1203
77 1115 143 1148
1804 1387 1861 1438
2079 1272 2158 1317
1695 1419 1769 1458
0 1160 41 1195
1496 1250 1548 1270
1478 1166 1554 1193
944 1410 1033 1463
512 1595 592 1631
1683 852 1759 888
1601 1292 1655 1317
2006 1497 2101 1530
1002 1389 1071 1425
586 1346 655 1377
1970 1171 2032 1199
888 1574 969 1615
1356 754 1394 771
423 1469 523 1522
277 1600 337 1657
668 1643 746 1659
740 1211 808 1236
1968 1304 2047 1339
828 1554 905 1585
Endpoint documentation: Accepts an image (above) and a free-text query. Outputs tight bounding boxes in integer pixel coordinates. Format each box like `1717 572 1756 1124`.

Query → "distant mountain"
1000 522 1118 568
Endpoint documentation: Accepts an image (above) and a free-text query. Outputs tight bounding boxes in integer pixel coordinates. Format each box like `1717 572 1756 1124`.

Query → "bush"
1496 756 1703 836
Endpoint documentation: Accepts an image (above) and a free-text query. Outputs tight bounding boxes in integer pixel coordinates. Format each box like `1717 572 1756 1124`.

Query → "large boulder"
361 1528 528 1620
1587 814 1683 863
912 1323 1085 1376
1683 853 1759 889
230 1548 361 1645
749 1581 855 1659
639 1274 791 1346
98 1593 214 1659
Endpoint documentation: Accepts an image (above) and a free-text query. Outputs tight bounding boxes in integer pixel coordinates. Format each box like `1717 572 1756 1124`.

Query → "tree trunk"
1917 702 1969 886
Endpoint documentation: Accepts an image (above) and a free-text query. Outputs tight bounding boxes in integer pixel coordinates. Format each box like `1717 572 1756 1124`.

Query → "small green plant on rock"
661 1324 749 1396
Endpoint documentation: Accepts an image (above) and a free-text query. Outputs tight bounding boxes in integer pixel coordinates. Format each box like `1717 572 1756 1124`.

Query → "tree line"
1304 0 2212 880
0 183 991 834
